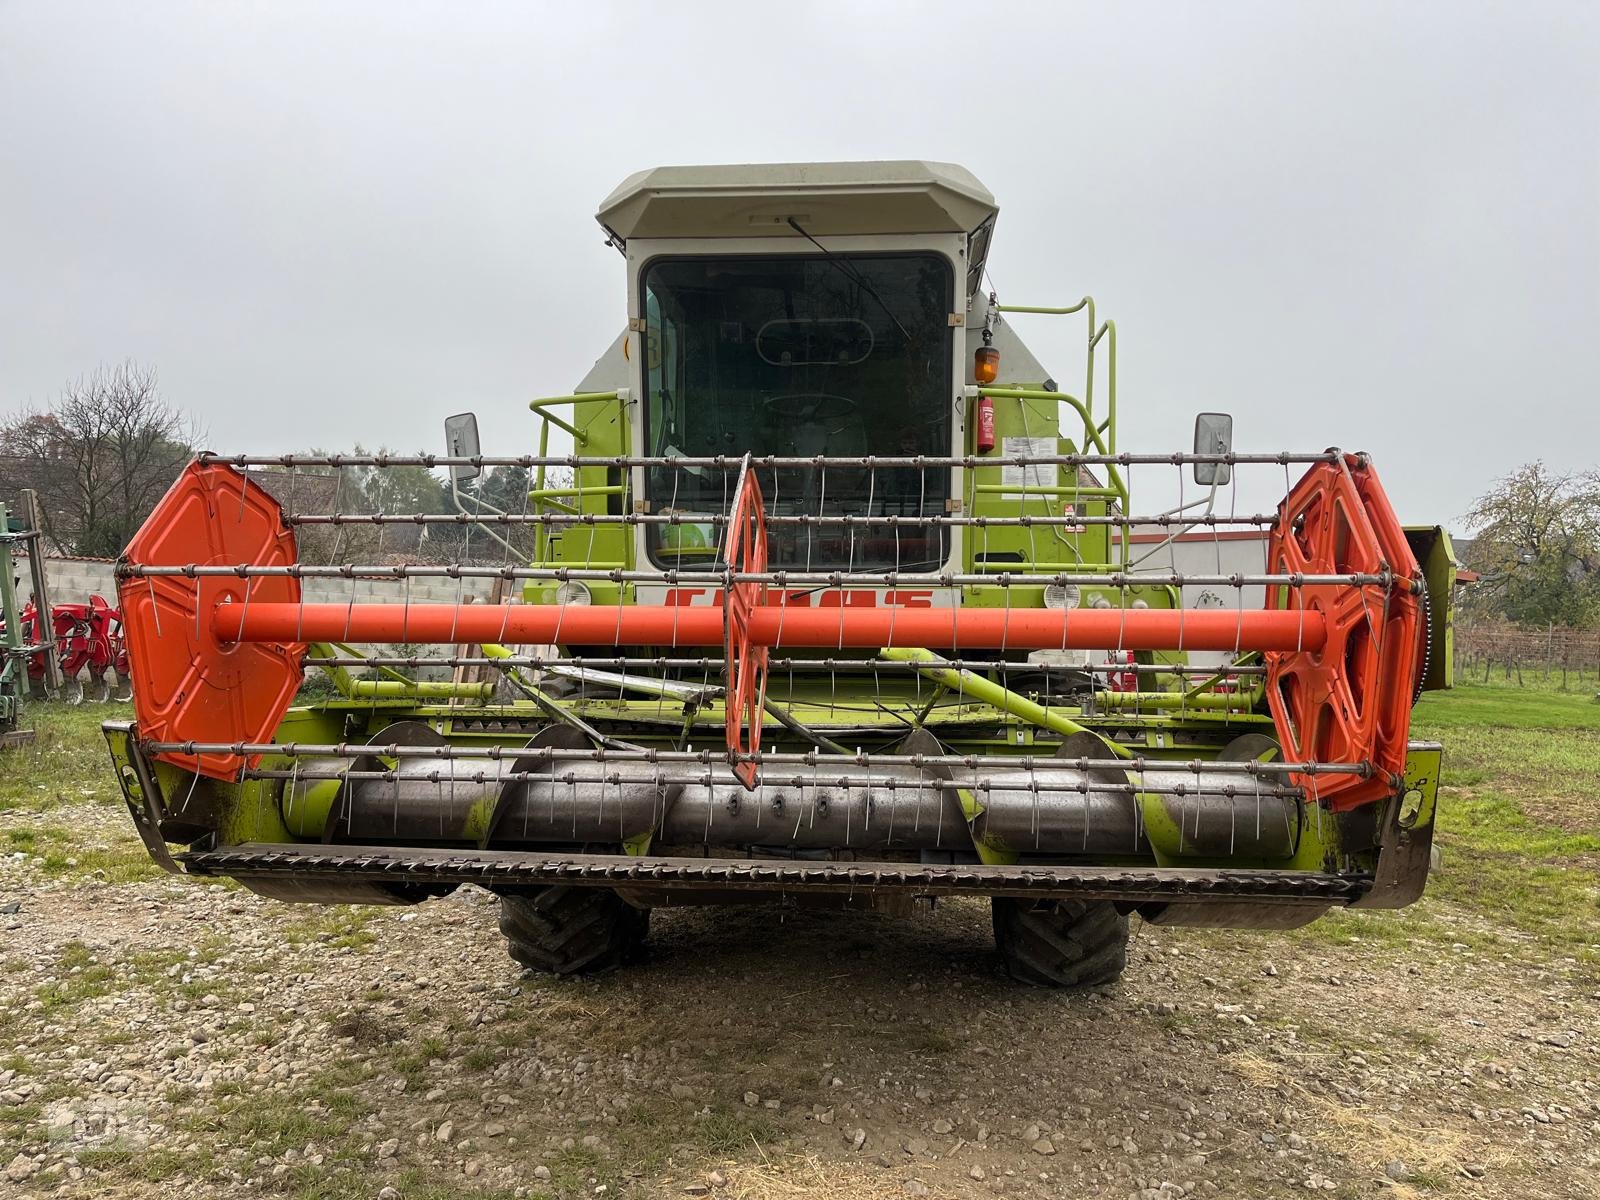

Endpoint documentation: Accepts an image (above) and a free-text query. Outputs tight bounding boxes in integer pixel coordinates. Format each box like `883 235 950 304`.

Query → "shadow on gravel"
633 898 1008 987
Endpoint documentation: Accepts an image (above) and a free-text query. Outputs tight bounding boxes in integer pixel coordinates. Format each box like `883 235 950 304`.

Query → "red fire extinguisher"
975 394 996 453
1110 650 1138 693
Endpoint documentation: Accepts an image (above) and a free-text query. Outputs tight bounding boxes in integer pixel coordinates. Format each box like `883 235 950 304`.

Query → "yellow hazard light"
974 345 999 384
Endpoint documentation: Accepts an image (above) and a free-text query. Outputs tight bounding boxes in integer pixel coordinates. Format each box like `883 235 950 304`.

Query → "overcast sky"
2 1 1596 525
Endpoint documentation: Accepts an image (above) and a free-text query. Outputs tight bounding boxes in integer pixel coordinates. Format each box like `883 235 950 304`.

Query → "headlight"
554 581 592 606
1043 582 1080 611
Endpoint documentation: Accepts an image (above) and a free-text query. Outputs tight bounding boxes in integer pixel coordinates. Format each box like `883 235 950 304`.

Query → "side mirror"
1192 412 1233 486
444 412 482 483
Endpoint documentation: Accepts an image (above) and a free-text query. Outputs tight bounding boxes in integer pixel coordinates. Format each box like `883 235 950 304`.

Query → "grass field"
0 701 169 884
1413 682 1600 952
0 701 127 814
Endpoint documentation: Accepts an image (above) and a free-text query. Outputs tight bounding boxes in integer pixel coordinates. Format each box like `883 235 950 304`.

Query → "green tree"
1464 461 1600 627
475 463 532 514
259 445 452 565
451 464 544 563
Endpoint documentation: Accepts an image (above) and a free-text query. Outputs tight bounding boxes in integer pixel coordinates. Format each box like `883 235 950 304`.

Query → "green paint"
0 503 28 736
1403 526 1459 692
305 642 493 701
880 647 1131 754
280 778 341 838
461 793 497 841
1400 744 1443 833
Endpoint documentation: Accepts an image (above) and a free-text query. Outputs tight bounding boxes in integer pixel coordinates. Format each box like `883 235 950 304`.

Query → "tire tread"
498 888 647 976
992 898 1129 988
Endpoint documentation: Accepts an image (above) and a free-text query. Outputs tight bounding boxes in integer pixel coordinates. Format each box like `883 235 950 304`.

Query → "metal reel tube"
660 774 958 850
303 756 1299 857
971 768 1150 856
336 764 669 846
1136 766 1302 860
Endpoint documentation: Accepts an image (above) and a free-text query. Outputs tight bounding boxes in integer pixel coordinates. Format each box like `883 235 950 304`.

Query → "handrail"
994 298 1116 458
526 391 621 446
993 298 1123 560
529 485 625 501
527 391 625 562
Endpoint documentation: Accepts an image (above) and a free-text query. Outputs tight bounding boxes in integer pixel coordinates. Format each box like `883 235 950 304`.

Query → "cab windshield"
642 253 953 571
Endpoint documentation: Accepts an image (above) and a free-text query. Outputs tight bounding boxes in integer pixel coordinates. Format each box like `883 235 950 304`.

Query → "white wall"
12 554 501 681
15 553 500 610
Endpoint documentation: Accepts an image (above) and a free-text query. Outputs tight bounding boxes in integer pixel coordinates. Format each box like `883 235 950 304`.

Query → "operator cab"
640 253 950 569
595 161 1000 573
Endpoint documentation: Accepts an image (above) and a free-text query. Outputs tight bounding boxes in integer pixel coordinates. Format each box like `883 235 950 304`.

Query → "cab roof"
596 160 997 243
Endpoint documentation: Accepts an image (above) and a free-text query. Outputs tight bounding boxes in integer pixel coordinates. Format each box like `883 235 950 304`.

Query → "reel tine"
118 449 1417 823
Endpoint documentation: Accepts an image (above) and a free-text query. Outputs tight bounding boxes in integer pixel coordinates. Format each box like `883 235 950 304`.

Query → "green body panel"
1398 744 1442 834
1404 526 1459 692
1 504 29 739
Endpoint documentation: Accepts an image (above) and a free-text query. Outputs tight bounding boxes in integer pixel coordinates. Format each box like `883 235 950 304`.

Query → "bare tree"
0 362 200 556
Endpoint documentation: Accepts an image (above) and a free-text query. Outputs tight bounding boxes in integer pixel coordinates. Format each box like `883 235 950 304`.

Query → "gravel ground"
3 690 1599 1200
2 810 1598 1200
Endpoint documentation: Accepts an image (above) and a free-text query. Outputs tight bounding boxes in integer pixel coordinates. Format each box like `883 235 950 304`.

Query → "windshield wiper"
786 218 912 343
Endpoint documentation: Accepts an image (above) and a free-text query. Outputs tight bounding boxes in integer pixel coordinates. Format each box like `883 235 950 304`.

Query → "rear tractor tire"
498 887 649 977
991 897 1129 988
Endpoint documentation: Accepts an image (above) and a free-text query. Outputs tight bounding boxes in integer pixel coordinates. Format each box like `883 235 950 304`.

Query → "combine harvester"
105 163 1456 986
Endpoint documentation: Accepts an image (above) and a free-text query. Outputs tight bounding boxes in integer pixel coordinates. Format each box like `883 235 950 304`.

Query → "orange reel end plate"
118 462 304 780
1265 455 1422 811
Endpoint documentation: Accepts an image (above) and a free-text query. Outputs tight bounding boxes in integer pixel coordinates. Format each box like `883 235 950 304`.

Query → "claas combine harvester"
104 162 1456 987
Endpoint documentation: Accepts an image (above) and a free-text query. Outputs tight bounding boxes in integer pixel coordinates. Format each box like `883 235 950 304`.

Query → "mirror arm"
1126 478 1223 570
448 469 524 560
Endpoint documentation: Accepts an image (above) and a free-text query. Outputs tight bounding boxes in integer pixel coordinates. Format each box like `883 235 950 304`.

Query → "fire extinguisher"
975 394 995 453
1111 650 1138 693
974 331 999 453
